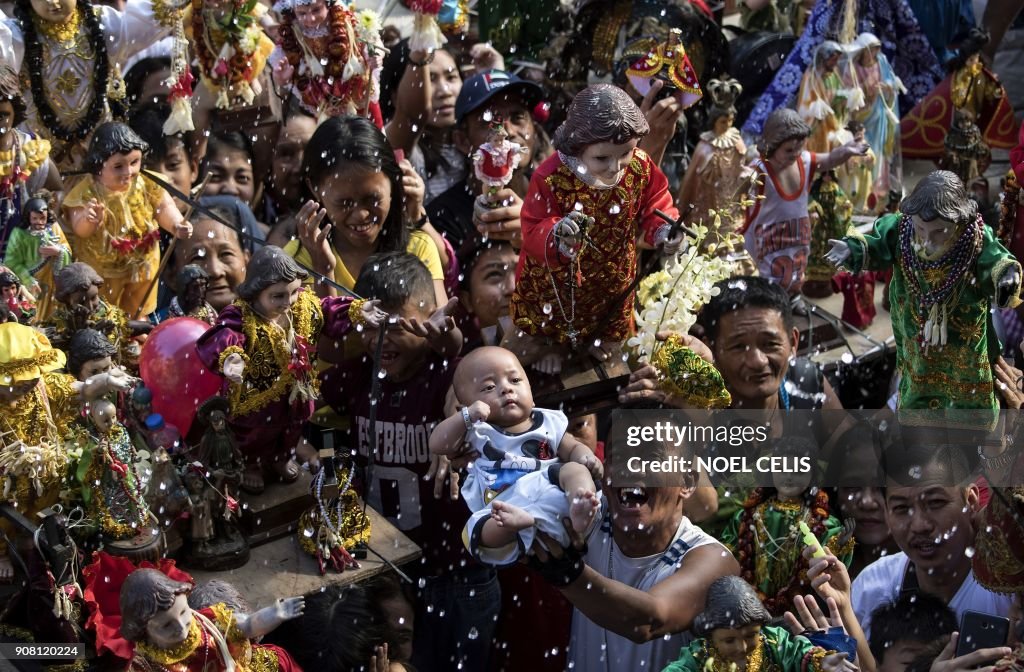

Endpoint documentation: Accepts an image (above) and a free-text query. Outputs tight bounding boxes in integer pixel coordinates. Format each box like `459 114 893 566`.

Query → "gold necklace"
34 6 82 46
135 618 202 665
703 635 767 672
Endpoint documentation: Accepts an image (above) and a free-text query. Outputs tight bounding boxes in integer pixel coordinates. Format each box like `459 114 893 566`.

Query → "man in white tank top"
526 435 739 672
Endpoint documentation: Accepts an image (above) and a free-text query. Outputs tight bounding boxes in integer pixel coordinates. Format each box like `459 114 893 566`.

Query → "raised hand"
930 633 1011 672
398 159 425 225
359 298 389 330
399 296 458 341
85 199 105 226
296 199 334 275
426 453 460 500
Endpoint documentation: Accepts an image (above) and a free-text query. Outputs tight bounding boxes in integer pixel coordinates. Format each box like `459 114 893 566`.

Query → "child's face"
312 165 391 251
28 210 48 231
91 403 116 433
155 140 198 205
253 278 302 320
0 285 17 302
462 244 517 329
294 0 328 34
0 101 14 136
912 216 957 257
360 296 433 382
578 138 639 185
769 138 805 168
98 150 144 192
772 468 811 501
144 592 193 649
173 218 249 312
67 285 101 313
205 147 255 206
456 348 534 427
78 356 113 382
710 624 762 670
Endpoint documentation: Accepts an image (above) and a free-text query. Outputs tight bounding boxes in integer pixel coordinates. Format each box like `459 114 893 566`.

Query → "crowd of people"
0 0 1024 670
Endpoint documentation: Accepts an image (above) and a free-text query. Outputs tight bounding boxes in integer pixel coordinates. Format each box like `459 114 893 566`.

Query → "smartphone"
394 148 406 164
955 611 1010 657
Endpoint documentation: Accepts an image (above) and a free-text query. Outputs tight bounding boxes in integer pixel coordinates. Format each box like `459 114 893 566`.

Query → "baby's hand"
467 400 490 423
359 299 389 330
223 352 245 384
275 596 305 620
85 199 105 226
580 452 604 481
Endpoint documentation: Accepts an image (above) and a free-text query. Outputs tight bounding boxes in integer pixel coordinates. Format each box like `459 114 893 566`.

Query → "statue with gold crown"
269 0 384 125
0 0 182 171
624 28 703 110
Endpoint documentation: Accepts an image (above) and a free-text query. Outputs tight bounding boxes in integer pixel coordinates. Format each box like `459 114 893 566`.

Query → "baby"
430 346 603 566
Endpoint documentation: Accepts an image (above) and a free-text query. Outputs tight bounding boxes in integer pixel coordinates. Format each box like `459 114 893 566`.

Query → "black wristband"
409 51 435 67
527 542 588 586
413 213 429 229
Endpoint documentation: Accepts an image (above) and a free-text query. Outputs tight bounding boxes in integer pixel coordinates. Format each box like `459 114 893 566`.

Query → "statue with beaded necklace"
827 170 1022 413
0 0 181 172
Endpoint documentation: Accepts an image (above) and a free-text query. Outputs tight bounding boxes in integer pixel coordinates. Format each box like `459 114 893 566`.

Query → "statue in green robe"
826 170 1021 415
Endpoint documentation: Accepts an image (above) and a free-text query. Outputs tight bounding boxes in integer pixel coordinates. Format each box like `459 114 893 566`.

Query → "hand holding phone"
955 611 1010 658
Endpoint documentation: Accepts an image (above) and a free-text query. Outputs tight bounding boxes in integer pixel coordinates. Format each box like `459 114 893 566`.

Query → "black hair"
188 197 256 253
946 28 990 73
128 101 195 167
301 116 408 255
701 275 795 344
235 245 307 302
55 263 104 303
67 329 117 379
83 122 149 175
262 583 393 671
0 86 27 128
206 131 254 165
378 38 411 123
0 270 18 288
123 56 172 110
353 251 435 312
869 592 956 663
20 197 48 229
457 237 515 292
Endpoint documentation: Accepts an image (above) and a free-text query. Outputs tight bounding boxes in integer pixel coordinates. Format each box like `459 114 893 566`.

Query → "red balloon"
139 317 222 437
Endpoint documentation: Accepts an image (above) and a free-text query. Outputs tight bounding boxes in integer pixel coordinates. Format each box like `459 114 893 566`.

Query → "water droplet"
467 627 479 640
542 303 553 315
840 352 853 364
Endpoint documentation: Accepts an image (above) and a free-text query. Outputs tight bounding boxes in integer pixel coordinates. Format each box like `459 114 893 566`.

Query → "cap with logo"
455 69 544 124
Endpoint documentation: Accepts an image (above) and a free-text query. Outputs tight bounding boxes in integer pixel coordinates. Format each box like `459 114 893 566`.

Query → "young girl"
743 108 866 295
4 196 71 320
286 115 447 307
720 442 854 616
509 83 682 369
63 123 192 317
196 245 386 494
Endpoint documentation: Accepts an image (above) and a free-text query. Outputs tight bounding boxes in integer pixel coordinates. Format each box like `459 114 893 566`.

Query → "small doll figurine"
661 575 856 672
183 470 218 553
473 121 525 200
145 447 191 554
0 67 59 249
429 346 604 566
847 33 902 211
836 121 876 214
797 41 856 154
196 245 387 494
62 123 192 318
803 171 854 298
181 461 247 571
0 269 35 324
826 170 1022 411
196 396 243 499
676 76 756 275
168 264 217 325
508 84 683 370
70 399 155 542
270 0 385 124
743 108 867 296
940 109 991 184
46 262 152 362
116 567 304 671
66 329 118 383
720 442 853 616
4 196 71 321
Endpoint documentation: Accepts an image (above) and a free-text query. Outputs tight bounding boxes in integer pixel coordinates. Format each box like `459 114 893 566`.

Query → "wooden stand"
240 475 314 547
189 503 420 607
533 343 632 418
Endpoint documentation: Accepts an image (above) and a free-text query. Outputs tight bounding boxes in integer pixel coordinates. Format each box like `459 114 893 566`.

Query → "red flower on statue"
213 59 230 78
288 334 314 376
168 70 194 101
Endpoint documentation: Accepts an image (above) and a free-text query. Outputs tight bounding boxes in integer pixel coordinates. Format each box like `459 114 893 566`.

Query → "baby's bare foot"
491 500 535 532
570 488 600 534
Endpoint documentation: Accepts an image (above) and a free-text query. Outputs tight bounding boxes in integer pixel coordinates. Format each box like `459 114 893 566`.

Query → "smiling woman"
283 115 446 305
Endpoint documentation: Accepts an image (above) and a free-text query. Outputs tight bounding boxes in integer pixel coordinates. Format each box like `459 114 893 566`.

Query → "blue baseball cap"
455 69 544 124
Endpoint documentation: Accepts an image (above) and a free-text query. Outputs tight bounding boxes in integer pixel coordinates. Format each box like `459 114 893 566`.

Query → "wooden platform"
189 503 420 608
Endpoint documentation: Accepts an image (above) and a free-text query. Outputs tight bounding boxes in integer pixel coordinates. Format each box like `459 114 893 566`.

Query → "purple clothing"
320 351 472 575
195 292 356 466
743 0 942 136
